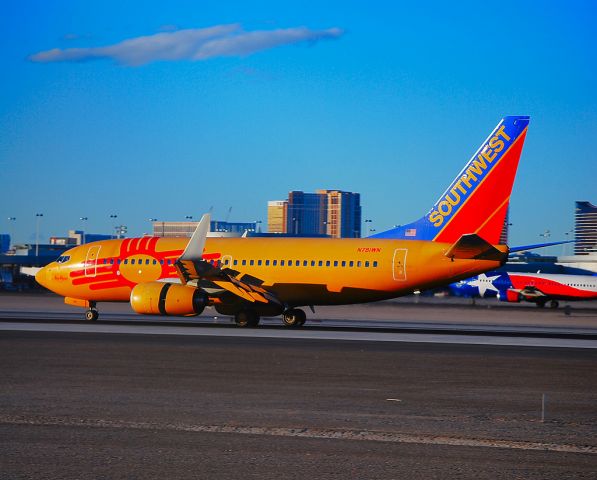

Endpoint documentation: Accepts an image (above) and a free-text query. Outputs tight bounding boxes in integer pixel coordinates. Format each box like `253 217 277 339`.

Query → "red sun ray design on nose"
69 236 224 292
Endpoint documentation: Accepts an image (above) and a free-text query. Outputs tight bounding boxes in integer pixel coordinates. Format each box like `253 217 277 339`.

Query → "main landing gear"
535 299 559 309
85 301 99 321
234 310 260 328
232 308 307 328
282 308 306 328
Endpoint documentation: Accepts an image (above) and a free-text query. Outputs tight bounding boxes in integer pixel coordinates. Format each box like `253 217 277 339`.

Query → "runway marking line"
1 415 596 455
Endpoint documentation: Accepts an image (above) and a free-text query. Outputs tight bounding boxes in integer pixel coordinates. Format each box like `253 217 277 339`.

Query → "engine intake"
130 282 208 316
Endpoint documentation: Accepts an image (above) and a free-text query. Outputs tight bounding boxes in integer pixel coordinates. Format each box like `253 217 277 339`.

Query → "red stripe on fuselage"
510 274 597 299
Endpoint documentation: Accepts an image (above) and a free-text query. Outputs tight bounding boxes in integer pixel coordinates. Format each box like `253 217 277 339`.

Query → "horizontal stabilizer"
445 234 506 261
509 240 573 254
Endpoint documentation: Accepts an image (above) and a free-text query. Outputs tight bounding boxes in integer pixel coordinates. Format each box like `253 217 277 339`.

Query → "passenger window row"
100 258 174 266
211 259 379 268
97 257 379 269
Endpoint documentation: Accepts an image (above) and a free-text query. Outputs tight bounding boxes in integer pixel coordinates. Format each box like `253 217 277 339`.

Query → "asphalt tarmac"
2 293 597 478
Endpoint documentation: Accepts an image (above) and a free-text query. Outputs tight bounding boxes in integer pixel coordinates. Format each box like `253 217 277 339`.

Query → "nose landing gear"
85 301 99 321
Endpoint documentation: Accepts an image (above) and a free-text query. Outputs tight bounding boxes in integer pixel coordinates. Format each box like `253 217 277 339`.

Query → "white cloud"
30 24 344 66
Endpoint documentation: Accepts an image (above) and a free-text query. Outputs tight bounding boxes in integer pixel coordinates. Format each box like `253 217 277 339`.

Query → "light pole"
115 225 127 239
80 217 88 245
538 230 551 256
7 217 16 249
185 216 193 237
109 214 117 239
539 230 551 239
35 213 43 257
364 219 372 237
564 228 575 255
149 218 157 237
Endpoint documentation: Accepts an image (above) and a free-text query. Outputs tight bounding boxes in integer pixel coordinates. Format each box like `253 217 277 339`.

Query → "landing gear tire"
235 310 260 328
536 299 546 308
85 309 99 321
283 308 306 327
550 300 560 309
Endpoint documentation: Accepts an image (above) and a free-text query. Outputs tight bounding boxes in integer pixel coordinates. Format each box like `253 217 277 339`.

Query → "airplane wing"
175 214 282 306
211 270 282 304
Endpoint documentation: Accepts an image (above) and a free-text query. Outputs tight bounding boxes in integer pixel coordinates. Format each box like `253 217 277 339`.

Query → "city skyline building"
286 191 328 236
321 189 362 238
267 200 287 234
575 201 597 255
268 189 361 238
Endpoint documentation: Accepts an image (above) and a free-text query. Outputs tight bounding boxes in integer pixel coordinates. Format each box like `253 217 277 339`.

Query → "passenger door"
84 245 101 277
392 248 407 281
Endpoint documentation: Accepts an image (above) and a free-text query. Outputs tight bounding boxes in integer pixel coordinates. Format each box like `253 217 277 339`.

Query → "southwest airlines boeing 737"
36 116 530 327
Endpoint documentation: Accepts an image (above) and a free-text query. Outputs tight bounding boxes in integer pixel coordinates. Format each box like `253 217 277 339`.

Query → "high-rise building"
268 190 361 238
319 189 361 238
286 191 328 236
267 201 287 234
575 201 597 255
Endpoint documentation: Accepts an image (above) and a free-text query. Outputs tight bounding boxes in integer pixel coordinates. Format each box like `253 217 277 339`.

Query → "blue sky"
1 0 595 252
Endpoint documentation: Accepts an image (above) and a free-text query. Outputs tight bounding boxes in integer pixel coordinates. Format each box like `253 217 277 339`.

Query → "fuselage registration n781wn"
36 116 530 327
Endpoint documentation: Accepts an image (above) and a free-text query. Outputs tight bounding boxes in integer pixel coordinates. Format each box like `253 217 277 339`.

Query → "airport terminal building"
152 220 259 238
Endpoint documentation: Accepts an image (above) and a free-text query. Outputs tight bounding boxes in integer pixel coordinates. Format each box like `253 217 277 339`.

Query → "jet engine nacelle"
130 282 208 316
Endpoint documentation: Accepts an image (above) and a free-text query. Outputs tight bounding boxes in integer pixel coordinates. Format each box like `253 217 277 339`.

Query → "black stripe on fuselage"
158 283 172 315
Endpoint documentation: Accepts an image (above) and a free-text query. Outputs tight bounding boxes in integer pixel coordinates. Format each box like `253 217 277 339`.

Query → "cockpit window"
56 255 71 263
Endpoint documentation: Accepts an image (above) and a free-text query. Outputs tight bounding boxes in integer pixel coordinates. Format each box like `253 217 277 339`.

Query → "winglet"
180 214 210 261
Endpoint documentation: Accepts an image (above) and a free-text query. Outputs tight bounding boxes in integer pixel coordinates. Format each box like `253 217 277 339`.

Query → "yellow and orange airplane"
36 116 530 327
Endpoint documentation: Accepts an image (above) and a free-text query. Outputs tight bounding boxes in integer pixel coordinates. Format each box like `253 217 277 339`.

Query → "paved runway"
2 292 597 348
2 293 597 478
2 331 597 479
